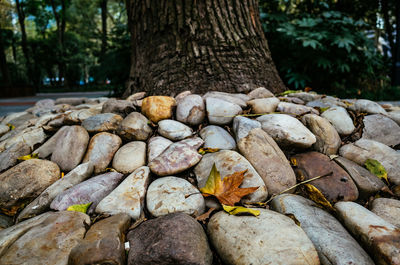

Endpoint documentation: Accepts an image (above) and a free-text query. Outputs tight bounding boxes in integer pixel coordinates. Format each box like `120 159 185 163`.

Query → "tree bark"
0 28 11 86
15 0 31 84
100 0 108 57
124 0 286 97
393 0 400 86
50 0 67 86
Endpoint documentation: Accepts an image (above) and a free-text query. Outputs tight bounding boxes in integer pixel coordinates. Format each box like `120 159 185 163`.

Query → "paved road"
0 91 109 117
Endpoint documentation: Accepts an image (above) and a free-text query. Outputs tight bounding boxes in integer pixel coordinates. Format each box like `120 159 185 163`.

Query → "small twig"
185 192 201 198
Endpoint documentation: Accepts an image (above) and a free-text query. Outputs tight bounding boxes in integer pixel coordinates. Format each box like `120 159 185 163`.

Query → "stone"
257 114 316 148
148 138 203 176
203 91 248 108
349 99 387 115
0 124 9 137
81 113 123 133
141 96 176 122
334 156 385 199
112 141 146 174
147 176 205 217
96 166 150 219
34 126 70 158
0 142 31 172
199 125 236 150
387 110 400 125
271 194 374 265
0 211 90 265
101 98 135 117
321 106 355 135
279 96 305 105
238 128 296 195
335 201 400 265
208 209 319 265
277 102 319 116
287 92 322 102
65 108 102 123
293 152 359 202
51 125 89 172
31 99 55 116
247 97 280 114
117 112 152 141
0 127 47 152
50 171 124 214
55 97 86 105
0 213 12 230
194 150 268 203
176 94 205 125
206 97 242 125
7 112 36 128
127 212 212 265
339 139 400 185
0 159 60 215
301 114 341 155
174 90 192 103
362 114 400 147
17 162 93 222
83 132 122 174
247 87 274 99
147 136 173 162
371 198 400 228
126 91 146 102
68 214 130 265
306 96 347 108
157 119 193 140
232 116 261 143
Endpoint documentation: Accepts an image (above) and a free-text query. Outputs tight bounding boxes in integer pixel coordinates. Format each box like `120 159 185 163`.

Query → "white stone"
277 102 319 116
349 99 387 115
247 87 274 99
199 125 236 150
147 136 173 162
112 141 146 173
232 116 261 143
387 110 400 125
362 114 400 147
0 125 10 137
203 92 249 108
206 97 242 125
157 119 193 141
321 106 355 135
247 97 280 114
176 94 205 125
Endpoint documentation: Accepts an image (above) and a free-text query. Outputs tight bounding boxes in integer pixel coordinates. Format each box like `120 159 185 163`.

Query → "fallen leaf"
67 202 92 213
278 90 302 96
290 157 297 166
200 163 259 206
222 205 260 216
6 123 15 130
105 167 117 172
304 184 335 211
304 87 312 92
60 172 65 178
365 159 389 184
198 148 220 155
17 153 39 161
196 207 216 222
320 107 330 113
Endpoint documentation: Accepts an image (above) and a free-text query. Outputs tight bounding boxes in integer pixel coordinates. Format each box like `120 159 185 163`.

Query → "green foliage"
260 0 393 99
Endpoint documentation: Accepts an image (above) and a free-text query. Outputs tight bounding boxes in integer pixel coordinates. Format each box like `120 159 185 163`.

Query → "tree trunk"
100 0 108 58
124 0 286 97
393 0 400 86
0 28 11 86
15 0 31 84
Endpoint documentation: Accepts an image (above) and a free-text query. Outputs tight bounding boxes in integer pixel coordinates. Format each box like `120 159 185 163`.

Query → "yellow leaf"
67 202 92 213
304 184 335 211
320 107 330 113
278 90 302 96
290 158 297 166
222 205 260 217
365 159 389 184
60 172 65 178
105 167 117 172
6 123 15 130
17 153 39 161
198 148 220 155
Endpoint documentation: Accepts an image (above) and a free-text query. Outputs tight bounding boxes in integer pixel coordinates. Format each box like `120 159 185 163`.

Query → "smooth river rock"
96 166 150 219
81 113 123 133
0 141 31 172
83 132 122 174
127 212 212 265
362 114 400 147
146 176 205 217
34 126 70 158
0 159 60 215
348 99 387 115
271 194 374 265
176 94 205 125
0 124 10 137
147 136 173 162
321 106 355 135
247 87 274 99
335 201 400 265
203 91 248 108
141 96 176 122
101 98 135 117
387 110 400 125
206 97 242 125
194 150 268 204
112 141 146 173
232 116 261 143
238 128 296 195
199 125 236 150
157 119 193 140
371 198 400 228
208 209 319 265
257 114 316 148
287 91 322 103
247 97 280 114
117 112 152 141
276 101 319 116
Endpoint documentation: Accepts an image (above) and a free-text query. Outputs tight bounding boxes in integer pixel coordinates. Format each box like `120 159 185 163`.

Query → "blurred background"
0 0 399 100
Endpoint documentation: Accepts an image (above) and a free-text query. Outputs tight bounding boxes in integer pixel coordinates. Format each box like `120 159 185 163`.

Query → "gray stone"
112 141 146 174
176 94 205 125
371 198 400 228
387 110 400 125
362 114 400 147
206 97 242 125
271 194 374 265
0 211 90 265
232 116 261 143
247 87 274 99
51 125 89 172
247 97 280 114
101 98 135 117
279 96 305 105
238 128 296 195
0 127 47 152
65 108 102 123
146 176 205 217
55 97 87 105
257 114 316 148
7 112 36 128
302 114 341 155
208 209 319 265
68 214 130 265
96 166 150 219
148 138 203 176
321 106 355 135
286 92 322 103
17 162 93 222
1 112 28 125
349 99 387 115
117 112 152 141
339 139 400 185
34 126 70 158
277 102 319 116
199 125 236 150
203 91 248 108
0 141 31 172
83 132 122 174
0 124 9 137
174 90 192 104
127 212 212 265
157 119 193 140
334 157 385 199
81 113 123 133
50 171 124 214
335 201 400 265
0 213 12 230
0 159 60 215
194 150 268 204
306 96 347 108
147 136 173 162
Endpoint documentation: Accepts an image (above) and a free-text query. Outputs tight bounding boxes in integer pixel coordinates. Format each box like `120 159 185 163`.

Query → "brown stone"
141 96 176 122
101 98 136 117
117 112 152 141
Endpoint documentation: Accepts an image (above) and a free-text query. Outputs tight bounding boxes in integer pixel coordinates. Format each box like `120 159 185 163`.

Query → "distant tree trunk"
0 28 11 86
124 0 286 97
100 0 108 57
15 0 32 85
393 0 400 86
